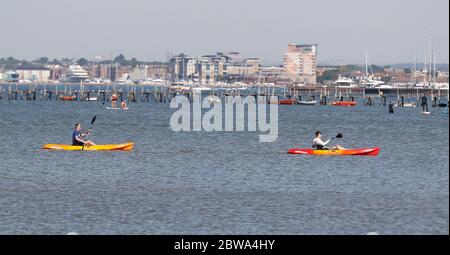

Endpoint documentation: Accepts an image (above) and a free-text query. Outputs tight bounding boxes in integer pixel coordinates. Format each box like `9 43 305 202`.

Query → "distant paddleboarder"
111 93 118 109
121 100 128 110
313 131 346 150
421 94 429 113
72 123 96 146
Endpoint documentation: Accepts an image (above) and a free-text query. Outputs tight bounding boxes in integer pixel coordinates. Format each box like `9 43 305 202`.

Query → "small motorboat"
331 101 357 107
59 95 77 101
271 98 295 105
298 100 317 105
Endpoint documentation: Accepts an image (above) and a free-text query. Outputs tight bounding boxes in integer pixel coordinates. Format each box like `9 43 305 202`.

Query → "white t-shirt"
313 137 331 149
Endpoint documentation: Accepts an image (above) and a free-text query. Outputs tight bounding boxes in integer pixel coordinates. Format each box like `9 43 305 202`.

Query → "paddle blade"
91 116 97 125
336 133 343 139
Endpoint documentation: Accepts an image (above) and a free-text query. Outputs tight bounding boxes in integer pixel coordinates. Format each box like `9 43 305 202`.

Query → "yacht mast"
429 36 433 84
413 49 417 84
433 52 436 85
365 51 369 77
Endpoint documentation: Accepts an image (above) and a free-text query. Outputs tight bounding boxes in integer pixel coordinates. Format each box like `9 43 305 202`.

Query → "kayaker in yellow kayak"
72 123 96 147
313 131 346 150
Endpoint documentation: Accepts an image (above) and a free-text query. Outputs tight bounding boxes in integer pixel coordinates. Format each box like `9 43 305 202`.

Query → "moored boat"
59 95 77 101
331 101 357 107
274 98 295 105
298 100 317 105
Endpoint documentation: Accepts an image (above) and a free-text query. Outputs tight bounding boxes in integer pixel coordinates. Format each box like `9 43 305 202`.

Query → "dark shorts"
314 146 329 150
72 141 84 146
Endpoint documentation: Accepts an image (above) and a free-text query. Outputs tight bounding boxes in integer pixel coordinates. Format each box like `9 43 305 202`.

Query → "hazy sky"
1 0 448 65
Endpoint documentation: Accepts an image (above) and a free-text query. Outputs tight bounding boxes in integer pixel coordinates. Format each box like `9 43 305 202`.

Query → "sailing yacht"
360 51 385 87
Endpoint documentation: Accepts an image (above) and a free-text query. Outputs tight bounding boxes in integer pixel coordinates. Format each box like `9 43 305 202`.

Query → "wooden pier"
0 83 448 108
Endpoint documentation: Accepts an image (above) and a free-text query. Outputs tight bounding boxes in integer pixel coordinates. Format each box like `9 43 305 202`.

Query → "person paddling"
313 131 346 150
111 93 118 109
121 100 128 109
421 93 429 112
72 123 96 147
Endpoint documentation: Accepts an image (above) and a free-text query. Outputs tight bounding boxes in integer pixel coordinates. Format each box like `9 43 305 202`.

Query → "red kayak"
288 147 380 156
331 101 357 107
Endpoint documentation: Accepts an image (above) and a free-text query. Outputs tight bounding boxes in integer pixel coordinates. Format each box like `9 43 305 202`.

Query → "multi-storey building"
130 65 148 82
147 63 169 79
170 52 260 83
283 44 317 84
16 67 51 82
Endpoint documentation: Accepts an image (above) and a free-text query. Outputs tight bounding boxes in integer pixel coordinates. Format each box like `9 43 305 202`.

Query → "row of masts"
412 36 439 85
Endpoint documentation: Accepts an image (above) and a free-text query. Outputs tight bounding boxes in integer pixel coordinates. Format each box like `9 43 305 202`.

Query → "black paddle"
81 116 96 151
331 133 343 140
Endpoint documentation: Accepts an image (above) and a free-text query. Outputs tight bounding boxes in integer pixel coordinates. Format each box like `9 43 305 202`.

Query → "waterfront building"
436 71 449 83
95 64 119 81
283 44 317 84
16 67 51 82
169 52 260 83
147 63 170 79
45 65 64 81
130 65 148 82
196 57 215 84
169 54 192 82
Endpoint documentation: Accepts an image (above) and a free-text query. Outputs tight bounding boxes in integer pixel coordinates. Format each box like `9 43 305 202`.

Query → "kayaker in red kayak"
313 131 346 150
72 123 96 146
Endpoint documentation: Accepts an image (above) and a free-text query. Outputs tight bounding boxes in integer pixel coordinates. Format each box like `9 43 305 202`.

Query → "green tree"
78 57 89 66
318 70 340 83
36 57 49 64
130 57 138 68
114 54 126 65
51 59 62 65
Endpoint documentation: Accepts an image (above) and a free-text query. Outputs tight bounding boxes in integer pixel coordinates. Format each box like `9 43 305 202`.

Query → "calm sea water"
0 99 448 234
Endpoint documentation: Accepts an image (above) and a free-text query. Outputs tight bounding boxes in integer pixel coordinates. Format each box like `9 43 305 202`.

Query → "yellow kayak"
42 143 134 151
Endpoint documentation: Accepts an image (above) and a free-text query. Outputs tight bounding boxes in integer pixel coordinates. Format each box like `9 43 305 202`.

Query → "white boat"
66 62 89 83
360 51 385 87
395 102 416 107
373 84 394 89
361 78 385 87
3 70 19 82
298 100 317 105
334 76 358 88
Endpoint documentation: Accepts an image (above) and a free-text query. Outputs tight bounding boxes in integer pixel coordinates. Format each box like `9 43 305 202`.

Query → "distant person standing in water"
389 101 394 114
111 93 118 109
421 94 429 112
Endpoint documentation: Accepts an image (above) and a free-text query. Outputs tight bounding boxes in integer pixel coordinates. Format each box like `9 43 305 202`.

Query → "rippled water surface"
0 99 448 234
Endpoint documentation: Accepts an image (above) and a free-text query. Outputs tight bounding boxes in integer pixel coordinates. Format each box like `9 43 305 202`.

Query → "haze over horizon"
1 0 448 65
